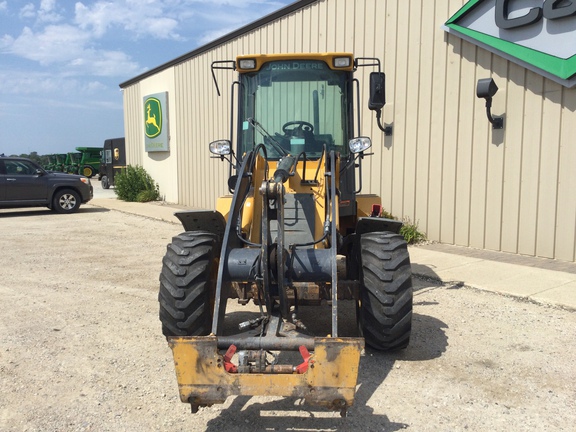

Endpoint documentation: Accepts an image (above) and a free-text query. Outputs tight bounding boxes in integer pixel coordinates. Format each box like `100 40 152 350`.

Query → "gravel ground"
1 191 575 431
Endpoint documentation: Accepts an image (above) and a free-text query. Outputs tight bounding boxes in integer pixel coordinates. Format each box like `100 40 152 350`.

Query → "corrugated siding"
122 0 576 262
122 84 143 167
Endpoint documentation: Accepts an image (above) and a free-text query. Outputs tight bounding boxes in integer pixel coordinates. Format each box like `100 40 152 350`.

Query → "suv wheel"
52 189 81 213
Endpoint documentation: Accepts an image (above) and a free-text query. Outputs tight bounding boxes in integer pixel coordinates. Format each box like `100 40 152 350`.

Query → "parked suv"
0 156 93 213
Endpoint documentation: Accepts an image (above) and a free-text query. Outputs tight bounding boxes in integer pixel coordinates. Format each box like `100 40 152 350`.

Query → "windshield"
238 60 351 160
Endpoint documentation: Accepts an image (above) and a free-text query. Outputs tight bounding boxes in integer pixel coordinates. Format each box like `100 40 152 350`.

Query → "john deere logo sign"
145 97 162 138
143 92 169 152
445 0 576 87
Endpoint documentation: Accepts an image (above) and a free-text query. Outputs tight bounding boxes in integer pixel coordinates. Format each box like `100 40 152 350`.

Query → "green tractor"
65 152 82 174
54 154 68 172
44 155 58 171
76 147 102 178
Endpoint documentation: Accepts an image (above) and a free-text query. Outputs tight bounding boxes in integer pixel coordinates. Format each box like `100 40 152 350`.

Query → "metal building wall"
122 84 144 168
123 0 576 262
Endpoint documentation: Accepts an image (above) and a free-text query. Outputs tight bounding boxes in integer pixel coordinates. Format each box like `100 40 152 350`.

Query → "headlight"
209 140 232 156
333 56 352 68
349 137 372 154
238 59 256 70
80 177 91 185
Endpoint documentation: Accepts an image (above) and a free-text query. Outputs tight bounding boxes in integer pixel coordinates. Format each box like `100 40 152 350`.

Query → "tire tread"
158 231 219 337
359 232 413 350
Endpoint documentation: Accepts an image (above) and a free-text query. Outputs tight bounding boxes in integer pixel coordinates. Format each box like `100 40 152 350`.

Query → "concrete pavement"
87 197 576 311
409 244 576 310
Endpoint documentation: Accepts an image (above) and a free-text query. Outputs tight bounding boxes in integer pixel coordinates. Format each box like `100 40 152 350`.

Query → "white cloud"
19 3 36 19
66 49 143 77
0 1 7 12
4 25 91 65
75 1 182 40
1 0 293 80
1 22 141 77
0 69 107 96
197 28 233 46
17 0 63 23
183 0 292 44
38 0 63 23
182 0 287 6
0 34 14 50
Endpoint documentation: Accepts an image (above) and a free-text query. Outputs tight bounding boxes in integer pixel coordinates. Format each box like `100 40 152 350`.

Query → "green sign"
444 0 576 87
143 92 169 152
145 97 162 138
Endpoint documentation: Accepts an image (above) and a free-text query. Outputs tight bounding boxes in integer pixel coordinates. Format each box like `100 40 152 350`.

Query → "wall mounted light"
476 78 504 130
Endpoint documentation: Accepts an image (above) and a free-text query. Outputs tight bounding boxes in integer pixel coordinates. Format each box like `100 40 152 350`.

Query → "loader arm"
167 147 364 415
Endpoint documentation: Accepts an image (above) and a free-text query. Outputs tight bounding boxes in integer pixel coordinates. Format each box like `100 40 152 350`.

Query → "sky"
0 0 294 156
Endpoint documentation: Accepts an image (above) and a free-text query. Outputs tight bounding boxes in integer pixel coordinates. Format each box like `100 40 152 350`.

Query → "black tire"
101 176 110 189
158 231 220 337
358 232 413 350
52 189 81 213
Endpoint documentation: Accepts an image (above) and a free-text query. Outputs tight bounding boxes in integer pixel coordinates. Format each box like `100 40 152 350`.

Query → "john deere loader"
158 53 413 416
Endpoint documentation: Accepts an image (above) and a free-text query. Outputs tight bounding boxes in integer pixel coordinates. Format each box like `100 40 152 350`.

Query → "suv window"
4 160 38 175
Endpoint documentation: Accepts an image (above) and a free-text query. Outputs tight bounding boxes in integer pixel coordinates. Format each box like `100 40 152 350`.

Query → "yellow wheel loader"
159 53 413 416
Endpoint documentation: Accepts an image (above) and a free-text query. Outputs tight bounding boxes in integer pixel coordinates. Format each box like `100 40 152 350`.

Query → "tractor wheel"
358 232 413 350
158 231 220 337
52 189 81 213
82 166 94 178
101 176 110 189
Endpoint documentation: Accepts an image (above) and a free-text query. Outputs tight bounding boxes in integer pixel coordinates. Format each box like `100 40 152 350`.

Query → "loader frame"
160 53 413 416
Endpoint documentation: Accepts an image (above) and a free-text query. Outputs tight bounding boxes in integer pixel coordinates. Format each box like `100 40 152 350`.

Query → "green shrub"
380 209 427 244
380 209 396 220
400 218 427 244
114 165 160 202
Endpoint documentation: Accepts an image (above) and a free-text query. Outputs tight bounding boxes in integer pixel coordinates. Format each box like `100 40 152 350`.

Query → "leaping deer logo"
145 98 162 138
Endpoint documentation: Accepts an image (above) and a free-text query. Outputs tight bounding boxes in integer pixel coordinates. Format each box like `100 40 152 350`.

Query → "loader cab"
235 54 354 161
228 54 366 220
210 53 386 222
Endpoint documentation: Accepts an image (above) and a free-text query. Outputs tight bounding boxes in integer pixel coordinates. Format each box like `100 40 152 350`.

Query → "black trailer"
99 138 126 189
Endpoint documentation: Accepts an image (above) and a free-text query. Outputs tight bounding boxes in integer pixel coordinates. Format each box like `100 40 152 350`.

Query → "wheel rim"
83 167 92 177
59 193 77 210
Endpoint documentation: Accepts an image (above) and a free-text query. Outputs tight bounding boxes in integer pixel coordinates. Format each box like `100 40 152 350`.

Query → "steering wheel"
282 121 314 136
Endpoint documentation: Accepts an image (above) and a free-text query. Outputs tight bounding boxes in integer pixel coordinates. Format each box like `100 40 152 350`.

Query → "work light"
238 59 256 70
349 137 372 154
334 57 351 68
209 140 232 155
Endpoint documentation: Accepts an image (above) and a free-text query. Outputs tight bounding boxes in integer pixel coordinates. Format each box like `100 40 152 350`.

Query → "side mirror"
368 72 392 135
368 72 386 111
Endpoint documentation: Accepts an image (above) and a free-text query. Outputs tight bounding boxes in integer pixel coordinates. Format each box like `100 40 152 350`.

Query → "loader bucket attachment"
168 336 364 414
